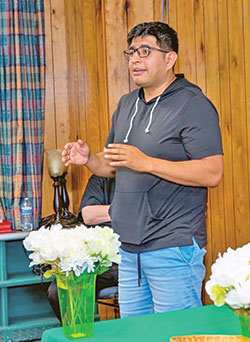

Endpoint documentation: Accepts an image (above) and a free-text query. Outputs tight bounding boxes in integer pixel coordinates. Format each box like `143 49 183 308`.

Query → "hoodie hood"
138 74 201 104
123 74 201 143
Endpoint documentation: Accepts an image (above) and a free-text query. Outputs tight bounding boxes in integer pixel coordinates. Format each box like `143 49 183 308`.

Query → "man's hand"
104 143 150 172
62 140 90 166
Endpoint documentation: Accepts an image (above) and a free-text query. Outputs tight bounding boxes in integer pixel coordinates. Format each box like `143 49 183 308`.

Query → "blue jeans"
118 239 206 318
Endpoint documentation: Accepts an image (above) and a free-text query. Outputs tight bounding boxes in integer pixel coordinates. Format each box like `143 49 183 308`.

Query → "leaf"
95 264 109 275
43 267 61 278
211 285 226 306
43 269 54 278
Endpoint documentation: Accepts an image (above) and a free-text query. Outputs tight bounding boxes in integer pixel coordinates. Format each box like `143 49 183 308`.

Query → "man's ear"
165 51 178 70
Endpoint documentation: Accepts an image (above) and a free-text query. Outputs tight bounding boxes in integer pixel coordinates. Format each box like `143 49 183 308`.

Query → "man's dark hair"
127 21 178 53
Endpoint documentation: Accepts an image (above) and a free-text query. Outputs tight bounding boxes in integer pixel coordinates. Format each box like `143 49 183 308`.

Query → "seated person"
47 175 118 321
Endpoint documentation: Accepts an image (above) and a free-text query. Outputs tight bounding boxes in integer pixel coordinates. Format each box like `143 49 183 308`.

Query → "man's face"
128 35 169 91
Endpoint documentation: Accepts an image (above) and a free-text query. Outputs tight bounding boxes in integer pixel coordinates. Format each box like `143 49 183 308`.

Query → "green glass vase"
234 309 250 339
56 271 96 340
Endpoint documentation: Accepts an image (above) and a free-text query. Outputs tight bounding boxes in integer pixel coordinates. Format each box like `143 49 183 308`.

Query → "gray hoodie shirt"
107 75 223 253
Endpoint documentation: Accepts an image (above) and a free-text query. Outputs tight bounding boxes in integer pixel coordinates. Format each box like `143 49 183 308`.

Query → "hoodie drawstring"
123 98 140 143
145 95 161 133
123 96 161 143
137 253 142 287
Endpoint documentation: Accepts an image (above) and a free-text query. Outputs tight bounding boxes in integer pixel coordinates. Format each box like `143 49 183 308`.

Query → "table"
41 305 241 342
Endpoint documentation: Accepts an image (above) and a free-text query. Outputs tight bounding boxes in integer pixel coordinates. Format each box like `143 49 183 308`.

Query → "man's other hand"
62 140 90 166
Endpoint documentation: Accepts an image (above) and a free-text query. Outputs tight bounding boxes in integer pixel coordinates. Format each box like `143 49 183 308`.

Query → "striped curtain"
0 0 45 230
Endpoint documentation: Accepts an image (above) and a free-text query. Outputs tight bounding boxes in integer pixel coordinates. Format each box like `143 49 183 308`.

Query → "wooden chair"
96 286 120 320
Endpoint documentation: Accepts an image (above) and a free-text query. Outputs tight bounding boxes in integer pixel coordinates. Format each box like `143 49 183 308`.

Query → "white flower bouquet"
23 223 121 278
205 243 250 314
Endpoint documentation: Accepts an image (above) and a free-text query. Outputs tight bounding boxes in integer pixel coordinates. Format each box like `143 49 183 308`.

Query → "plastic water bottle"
20 197 33 231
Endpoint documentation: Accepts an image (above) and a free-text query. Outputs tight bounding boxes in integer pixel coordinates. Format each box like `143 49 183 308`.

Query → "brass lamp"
40 149 78 228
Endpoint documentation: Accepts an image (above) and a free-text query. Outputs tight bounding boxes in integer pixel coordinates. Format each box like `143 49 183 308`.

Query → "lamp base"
40 212 79 228
60 212 79 228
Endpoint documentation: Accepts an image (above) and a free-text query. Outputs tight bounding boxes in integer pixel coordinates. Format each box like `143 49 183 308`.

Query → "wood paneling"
104 0 130 118
43 0 250 305
64 0 81 209
244 0 250 249
154 0 163 22
43 0 110 216
217 0 235 250
203 0 226 288
43 0 56 216
167 0 179 72
177 0 196 83
228 0 250 247
194 0 205 91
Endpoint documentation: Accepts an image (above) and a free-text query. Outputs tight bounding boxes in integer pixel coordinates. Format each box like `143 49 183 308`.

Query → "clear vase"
56 271 96 340
234 309 250 339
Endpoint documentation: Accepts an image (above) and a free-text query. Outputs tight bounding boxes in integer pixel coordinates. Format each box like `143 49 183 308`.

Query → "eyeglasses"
123 46 169 60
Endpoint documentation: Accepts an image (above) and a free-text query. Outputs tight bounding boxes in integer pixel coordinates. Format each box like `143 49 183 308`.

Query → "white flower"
23 224 121 277
206 242 250 309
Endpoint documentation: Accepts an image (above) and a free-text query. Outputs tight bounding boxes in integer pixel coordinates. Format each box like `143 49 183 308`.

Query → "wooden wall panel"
194 0 205 91
128 0 154 30
217 0 235 250
42 0 56 216
203 0 226 278
154 0 163 22
43 0 250 305
72 0 90 206
167 0 179 73
228 0 250 247
64 0 81 210
176 0 196 83
75 0 104 204
96 0 110 149
244 0 250 237
104 0 130 119
80 1 102 153
203 0 222 296
43 0 56 148
50 0 70 149
43 0 110 215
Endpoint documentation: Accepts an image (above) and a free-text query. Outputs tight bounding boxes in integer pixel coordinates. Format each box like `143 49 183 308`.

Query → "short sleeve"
79 175 105 211
105 113 115 146
180 94 223 159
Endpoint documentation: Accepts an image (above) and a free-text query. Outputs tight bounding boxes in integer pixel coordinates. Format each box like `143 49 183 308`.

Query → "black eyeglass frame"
123 46 170 60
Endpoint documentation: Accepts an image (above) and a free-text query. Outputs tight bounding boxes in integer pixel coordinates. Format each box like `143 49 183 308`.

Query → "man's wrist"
85 151 91 166
145 156 154 173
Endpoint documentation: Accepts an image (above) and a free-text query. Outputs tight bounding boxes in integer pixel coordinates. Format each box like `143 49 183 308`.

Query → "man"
47 175 117 321
62 22 223 318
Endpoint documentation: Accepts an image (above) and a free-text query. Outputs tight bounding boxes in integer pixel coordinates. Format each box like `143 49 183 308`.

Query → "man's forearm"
81 205 111 226
86 152 115 178
104 144 223 187
146 154 223 187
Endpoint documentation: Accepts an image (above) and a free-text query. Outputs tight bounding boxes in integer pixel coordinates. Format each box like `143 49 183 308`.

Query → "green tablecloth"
41 305 241 342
